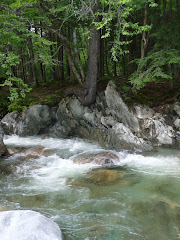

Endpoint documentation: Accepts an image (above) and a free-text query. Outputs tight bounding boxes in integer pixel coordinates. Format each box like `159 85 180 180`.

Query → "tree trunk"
82 28 99 106
140 4 148 59
58 37 64 82
113 61 117 77
169 0 172 17
105 39 110 75
176 0 179 17
38 27 46 82
28 27 38 86
49 32 58 82
99 29 104 78
163 0 167 16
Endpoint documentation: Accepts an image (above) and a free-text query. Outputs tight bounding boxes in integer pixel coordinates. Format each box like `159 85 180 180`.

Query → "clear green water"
0 136 180 240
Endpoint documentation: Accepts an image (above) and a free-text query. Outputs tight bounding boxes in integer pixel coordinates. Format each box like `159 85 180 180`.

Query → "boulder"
142 118 175 146
133 105 155 119
5 147 20 156
87 169 118 185
174 103 180 117
1 105 52 136
74 152 119 166
0 210 63 240
0 123 6 156
110 123 151 151
0 111 19 135
1 81 179 151
105 81 140 134
22 146 51 159
174 118 180 131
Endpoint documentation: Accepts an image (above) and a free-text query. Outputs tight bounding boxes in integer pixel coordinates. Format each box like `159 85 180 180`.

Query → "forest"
0 1 180 239
0 0 179 112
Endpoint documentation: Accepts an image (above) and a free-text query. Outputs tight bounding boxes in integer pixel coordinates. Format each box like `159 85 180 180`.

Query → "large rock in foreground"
0 210 63 240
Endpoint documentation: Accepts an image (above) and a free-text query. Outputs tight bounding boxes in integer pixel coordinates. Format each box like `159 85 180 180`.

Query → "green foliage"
8 102 26 112
0 0 179 110
41 94 60 106
93 0 153 61
0 96 9 112
129 49 180 90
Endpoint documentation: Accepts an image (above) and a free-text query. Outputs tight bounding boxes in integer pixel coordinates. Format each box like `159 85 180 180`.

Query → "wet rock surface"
22 146 51 159
73 152 119 166
0 210 64 240
1 105 53 136
0 123 6 156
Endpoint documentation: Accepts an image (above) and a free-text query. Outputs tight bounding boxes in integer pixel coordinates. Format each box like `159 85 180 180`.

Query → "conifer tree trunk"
105 39 110 75
82 28 99 106
28 28 38 86
140 4 148 59
49 32 58 82
58 37 64 82
99 29 104 78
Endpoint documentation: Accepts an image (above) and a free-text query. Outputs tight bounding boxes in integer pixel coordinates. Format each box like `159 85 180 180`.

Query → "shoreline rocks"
0 123 6 156
1 81 180 152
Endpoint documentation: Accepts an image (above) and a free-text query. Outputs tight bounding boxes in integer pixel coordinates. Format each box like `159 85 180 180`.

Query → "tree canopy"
0 0 179 107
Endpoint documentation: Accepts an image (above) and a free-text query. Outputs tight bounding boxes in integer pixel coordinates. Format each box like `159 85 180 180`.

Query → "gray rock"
105 81 140 134
133 105 155 119
74 152 119 166
0 210 63 240
174 103 180 117
1 81 179 151
69 98 84 119
0 123 6 156
111 123 151 151
174 118 180 131
1 105 52 136
142 118 175 146
1 111 19 135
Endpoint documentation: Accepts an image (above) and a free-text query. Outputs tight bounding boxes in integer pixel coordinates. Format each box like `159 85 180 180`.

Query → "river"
0 135 180 240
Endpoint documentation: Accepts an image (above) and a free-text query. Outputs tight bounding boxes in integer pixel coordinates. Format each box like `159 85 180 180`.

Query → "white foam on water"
4 135 102 153
119 152 180 177
4 135 180 185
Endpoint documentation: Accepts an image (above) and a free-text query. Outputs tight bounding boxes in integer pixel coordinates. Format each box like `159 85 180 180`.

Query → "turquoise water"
0 135 180 240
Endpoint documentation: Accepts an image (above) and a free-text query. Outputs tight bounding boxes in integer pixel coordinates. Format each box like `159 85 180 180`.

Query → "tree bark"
28 35 38 86
163 0 167 16
81 28 99 106
57 37 64 82
105 39 110 75
99 29 104 78
140 4 148 59
113 62 117 77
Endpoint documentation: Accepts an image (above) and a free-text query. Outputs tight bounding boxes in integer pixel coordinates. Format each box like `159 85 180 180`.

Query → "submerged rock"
0 210 64 240
74 152 119 166
22 146 51 159
88 169 118 185
5 147 20 156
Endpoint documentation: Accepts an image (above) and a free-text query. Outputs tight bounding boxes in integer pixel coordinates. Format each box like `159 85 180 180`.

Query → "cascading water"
0 135 180 240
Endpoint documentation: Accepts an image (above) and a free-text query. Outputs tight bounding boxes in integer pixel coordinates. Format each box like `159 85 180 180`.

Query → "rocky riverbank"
0 81 180 155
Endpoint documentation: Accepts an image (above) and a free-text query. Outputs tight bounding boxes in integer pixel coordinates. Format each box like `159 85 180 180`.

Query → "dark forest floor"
0 77 179 117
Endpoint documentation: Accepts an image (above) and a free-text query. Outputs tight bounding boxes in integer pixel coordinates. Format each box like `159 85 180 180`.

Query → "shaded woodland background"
0 0 179 112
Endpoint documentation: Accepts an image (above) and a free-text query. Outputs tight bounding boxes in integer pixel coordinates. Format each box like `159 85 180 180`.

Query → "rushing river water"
0 135 180 240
